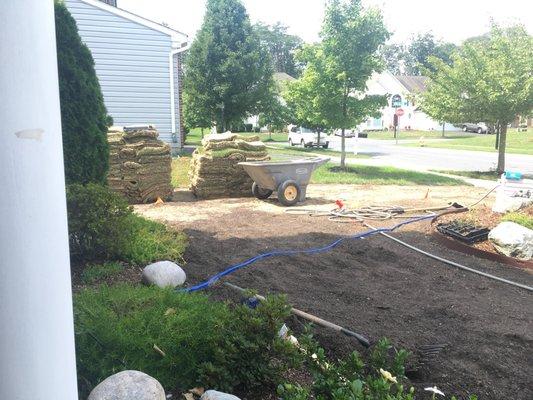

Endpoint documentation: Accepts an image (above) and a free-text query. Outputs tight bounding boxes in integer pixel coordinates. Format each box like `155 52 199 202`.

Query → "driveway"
325 137 533 174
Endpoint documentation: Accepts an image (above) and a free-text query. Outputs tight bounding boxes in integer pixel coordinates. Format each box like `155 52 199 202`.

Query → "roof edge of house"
79 0 188 47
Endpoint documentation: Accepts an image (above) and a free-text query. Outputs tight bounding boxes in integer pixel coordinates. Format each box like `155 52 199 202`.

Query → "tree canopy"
55 0 111 184
183 0 275 132
285 0 389 167
381 33 456 76
421 24 532 172
254 22 303 77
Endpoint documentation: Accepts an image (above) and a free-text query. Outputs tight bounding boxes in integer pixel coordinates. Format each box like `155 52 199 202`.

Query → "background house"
361 70 458 131
65 0 188 147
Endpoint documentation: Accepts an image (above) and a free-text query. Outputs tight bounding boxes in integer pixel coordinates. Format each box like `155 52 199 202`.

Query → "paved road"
324 137 533 175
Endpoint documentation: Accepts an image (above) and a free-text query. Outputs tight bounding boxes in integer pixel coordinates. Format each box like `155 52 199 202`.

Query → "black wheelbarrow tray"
239 157 330 206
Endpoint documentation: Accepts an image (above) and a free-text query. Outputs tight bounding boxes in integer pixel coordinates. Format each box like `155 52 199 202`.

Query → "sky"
118 0 532 44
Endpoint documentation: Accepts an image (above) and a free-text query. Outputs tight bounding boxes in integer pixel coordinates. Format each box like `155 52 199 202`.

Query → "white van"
288 126 329 148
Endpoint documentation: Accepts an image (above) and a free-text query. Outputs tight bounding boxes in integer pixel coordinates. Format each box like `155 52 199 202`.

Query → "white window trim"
78 0 188 48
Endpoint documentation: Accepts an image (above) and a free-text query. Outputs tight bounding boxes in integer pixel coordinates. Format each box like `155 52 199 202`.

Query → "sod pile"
107 125 173 204
189 132 269 198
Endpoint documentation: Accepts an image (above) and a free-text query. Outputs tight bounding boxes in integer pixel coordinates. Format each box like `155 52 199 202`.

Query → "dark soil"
179 208 533 400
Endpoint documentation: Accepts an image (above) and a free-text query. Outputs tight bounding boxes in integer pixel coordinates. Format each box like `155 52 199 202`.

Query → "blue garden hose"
184 213 435 293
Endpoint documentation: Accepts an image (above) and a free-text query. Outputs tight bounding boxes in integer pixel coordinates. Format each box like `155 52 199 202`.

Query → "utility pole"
0 1 79 399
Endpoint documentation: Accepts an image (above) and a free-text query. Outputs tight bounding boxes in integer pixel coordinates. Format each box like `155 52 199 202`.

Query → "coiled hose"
184 213 435 292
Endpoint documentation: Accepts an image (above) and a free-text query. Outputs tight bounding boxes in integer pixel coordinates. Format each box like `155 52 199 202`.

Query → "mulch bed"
432 204 532 256
179 207 533 400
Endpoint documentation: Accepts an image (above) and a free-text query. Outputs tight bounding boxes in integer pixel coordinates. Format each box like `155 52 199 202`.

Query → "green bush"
502 211 533 230
120 214 187 265
55 1 111 184
279 335 415 400
74 285 299 397
67 184 187 264
279 332 477 400
67 183 133 262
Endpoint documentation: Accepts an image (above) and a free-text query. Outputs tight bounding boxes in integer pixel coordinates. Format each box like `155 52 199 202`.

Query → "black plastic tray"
436 221 489 244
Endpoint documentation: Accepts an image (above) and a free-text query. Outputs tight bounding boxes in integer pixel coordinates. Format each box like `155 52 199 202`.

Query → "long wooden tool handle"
223 282 370 348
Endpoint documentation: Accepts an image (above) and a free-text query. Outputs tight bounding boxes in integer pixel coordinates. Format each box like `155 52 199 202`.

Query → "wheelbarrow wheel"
278 180 300 206
252 182 273 199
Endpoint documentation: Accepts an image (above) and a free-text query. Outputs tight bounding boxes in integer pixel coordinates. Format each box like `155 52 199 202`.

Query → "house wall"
361 71 459 132
65 0 177 144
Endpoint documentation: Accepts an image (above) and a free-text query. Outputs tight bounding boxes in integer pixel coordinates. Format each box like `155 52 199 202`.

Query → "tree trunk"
496 123 507 174
201 127 204 139
340 128 346 168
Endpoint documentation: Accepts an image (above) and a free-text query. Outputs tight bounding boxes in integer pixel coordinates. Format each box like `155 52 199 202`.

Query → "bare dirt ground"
136 184 533 400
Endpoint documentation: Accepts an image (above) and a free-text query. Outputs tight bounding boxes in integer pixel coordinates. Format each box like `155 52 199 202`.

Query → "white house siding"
361 71 459 132
65 0 177 144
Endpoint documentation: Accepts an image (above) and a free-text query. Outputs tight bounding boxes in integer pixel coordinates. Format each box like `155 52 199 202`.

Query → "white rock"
88 370 165 400
200 390 241 400
142 261 186 288
488 222 533 260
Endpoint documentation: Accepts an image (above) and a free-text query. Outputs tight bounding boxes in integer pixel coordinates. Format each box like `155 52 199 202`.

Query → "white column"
0 1 79 399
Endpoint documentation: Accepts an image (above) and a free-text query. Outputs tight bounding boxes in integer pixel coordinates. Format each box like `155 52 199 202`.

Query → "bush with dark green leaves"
67 183 132 262
74 285 299 397
278 332 477 400
55 1 111 184
66 184 187 264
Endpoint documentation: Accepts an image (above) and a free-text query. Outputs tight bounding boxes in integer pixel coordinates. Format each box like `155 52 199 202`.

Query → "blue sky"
118 0 532 44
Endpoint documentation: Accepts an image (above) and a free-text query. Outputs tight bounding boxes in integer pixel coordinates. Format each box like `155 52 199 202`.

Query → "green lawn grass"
403 129 533 155
310 163 464 185
267 145 369 159
185 128 288 145
172 143 464 189
431 170 500 181
171 156 191 188
367 129 475 140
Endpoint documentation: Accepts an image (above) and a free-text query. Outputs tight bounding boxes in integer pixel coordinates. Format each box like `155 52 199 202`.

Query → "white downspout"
0 1 79 399
169 50 177 141
170 45 188 147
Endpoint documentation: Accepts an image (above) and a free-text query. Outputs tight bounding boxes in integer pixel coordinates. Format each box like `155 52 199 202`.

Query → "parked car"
460 122 491 134
333 129 358 138
288 126 329 148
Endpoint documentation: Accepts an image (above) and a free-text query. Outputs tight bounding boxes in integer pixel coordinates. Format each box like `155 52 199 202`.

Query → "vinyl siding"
65 0 177 144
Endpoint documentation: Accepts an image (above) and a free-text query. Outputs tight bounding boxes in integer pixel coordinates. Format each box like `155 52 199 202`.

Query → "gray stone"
488 221 533 260
142 261 186 288
88 370 165 400
200 390 241 400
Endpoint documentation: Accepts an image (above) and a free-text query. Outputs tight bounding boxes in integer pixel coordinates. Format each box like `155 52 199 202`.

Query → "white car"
288 126 329 148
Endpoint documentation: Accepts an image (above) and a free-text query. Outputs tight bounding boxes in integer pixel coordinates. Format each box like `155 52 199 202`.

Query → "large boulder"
88 370 165 400
200 390 241 400
142 261 186 288
488 221 533 260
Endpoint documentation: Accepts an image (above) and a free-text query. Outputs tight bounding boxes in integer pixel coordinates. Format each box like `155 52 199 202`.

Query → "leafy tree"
284 46 330 135
286 0 389 167
55 0 111 184
258 96 291 134
380 34 456 76
405 33 456 75
380 43 407 75
421 24 533 173
182 90 211 138
183 0 275 132
254 22 304 77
